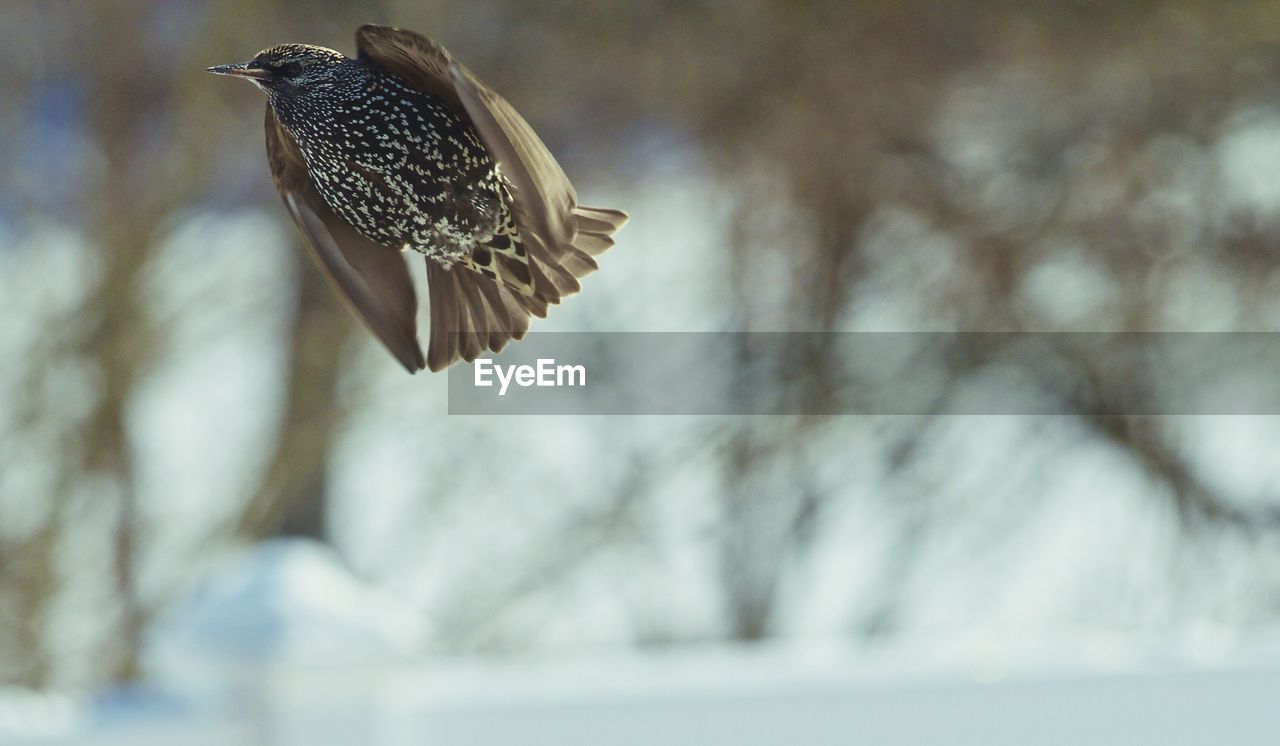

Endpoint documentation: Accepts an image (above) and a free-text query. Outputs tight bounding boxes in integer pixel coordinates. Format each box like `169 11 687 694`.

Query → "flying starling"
208 25 627 372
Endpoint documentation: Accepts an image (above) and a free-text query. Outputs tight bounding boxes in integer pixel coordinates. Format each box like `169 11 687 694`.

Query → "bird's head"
208 44 350 98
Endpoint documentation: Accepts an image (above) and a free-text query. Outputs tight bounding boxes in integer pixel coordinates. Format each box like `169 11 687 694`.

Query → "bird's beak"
207 63 272 81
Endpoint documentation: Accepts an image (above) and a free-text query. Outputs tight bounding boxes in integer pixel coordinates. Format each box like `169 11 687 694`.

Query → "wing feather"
353 25 628 371
266 107 425 372
355 25 578 256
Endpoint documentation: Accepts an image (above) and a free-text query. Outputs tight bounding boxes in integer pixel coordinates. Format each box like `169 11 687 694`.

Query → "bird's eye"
279 61 304 78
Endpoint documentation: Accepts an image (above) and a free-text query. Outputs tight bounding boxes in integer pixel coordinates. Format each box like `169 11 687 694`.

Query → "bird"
208 25 627 372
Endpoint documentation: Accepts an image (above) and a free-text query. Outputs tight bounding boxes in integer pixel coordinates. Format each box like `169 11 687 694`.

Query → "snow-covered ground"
4 645 1279 745
3 539 1277 746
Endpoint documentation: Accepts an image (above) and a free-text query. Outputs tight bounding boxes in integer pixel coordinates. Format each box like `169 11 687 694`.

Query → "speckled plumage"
209 26 628 372
260 44 526 279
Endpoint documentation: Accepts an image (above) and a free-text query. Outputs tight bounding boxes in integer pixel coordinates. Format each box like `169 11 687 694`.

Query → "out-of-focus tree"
0 0 368 684
4 0 1280 691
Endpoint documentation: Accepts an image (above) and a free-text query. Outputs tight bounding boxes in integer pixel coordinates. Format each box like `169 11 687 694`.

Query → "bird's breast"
283 77 508 260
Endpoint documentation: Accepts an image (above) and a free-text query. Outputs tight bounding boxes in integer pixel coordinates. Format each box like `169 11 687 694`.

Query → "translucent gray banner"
445 332 1280 415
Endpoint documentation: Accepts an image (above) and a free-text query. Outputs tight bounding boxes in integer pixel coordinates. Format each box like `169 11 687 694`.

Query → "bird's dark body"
209 26 627 372
266 48 515 269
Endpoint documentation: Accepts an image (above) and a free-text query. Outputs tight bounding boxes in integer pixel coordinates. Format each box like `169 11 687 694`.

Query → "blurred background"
4 0 1280 742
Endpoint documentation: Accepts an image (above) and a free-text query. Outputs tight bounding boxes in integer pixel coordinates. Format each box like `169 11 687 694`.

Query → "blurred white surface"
5 538 1279 744
4 649 1280 745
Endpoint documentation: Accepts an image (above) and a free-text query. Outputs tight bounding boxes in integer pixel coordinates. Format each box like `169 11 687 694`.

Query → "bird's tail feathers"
425 262 531 371
571 205 629 256
519 204 627 306
425 204 628 371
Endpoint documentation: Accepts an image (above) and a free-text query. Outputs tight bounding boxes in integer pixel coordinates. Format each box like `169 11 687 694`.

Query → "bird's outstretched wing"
266 106 426 372
355 24 629 372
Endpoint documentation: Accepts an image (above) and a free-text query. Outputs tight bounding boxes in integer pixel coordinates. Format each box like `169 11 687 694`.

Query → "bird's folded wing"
265 107 425 372
354 24 578 257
